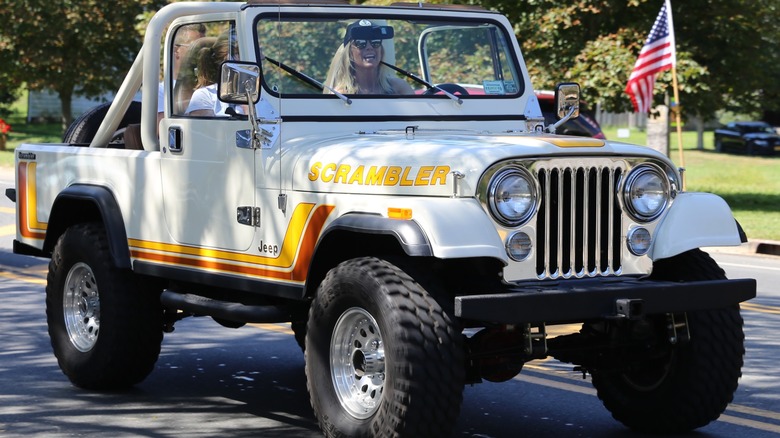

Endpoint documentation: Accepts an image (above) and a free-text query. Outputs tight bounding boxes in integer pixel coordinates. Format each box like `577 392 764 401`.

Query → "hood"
290 131 667 196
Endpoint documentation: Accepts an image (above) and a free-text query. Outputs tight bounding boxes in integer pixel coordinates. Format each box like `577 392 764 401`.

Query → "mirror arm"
546 105 576 134
244 83 261 149
244 82 281 149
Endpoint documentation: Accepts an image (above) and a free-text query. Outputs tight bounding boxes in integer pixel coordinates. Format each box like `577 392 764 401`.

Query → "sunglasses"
352 39 383 49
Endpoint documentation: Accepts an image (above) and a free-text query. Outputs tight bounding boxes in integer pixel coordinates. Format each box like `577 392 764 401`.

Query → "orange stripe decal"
130 204 335 283
18 162 47 240
129 203 317 268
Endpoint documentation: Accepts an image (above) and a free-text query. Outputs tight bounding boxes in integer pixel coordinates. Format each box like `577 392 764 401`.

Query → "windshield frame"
252 11 524 100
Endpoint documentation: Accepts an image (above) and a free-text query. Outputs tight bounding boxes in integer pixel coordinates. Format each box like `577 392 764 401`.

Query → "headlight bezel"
622 163 671 222
487 166 538 227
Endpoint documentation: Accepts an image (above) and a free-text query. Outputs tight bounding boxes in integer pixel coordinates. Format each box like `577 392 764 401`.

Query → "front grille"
535 165 623 279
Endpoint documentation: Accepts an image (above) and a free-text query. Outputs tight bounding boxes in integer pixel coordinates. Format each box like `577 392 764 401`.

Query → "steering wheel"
423 83 470 96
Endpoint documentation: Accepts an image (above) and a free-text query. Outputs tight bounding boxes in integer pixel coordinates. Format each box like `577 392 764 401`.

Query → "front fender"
324 198 507 262
406 197 507 262
649 192 743 261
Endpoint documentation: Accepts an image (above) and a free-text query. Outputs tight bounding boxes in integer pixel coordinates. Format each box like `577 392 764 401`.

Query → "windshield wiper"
264 56 351 105
381 61 463 105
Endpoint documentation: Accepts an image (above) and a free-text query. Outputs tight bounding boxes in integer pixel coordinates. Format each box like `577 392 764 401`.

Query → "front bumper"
455 277 756 324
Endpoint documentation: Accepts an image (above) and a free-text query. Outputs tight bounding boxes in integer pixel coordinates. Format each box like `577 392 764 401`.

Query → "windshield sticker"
482 80 505 95
503 81 519 94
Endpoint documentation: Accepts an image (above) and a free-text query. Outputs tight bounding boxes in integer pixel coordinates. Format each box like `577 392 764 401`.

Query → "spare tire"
62 101 142 145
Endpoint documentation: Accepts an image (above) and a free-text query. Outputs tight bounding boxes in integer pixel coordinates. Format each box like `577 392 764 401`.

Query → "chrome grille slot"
536 165 623 279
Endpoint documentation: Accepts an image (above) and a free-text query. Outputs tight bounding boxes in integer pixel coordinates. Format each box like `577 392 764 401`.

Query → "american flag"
625 0 676 113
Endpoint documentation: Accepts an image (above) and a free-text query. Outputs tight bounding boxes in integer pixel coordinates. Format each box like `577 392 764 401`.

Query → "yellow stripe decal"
522 136 605 148
18 162 47 240
543 137 605 148
129 203 316 268
130 204 335 283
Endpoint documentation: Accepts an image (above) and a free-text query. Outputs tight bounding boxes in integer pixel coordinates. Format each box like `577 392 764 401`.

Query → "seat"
123 123 144 150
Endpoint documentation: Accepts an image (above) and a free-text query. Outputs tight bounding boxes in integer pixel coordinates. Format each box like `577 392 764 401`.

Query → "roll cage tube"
90 2 241 150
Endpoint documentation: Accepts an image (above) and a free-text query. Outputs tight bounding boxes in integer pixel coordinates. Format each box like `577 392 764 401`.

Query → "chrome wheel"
330 307 385 419
63 262 100 352
307 258 465 436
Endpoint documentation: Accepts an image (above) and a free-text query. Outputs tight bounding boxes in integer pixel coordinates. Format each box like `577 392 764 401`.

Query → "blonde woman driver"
324 20 413 95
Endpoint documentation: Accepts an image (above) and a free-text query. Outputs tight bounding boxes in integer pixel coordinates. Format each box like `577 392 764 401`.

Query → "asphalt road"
1 167 779 437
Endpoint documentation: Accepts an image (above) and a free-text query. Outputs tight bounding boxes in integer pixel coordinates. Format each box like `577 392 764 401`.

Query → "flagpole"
667 0 685 189
670 64 685 189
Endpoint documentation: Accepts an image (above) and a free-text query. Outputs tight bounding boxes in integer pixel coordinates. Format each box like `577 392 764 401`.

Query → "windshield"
254 15 522 98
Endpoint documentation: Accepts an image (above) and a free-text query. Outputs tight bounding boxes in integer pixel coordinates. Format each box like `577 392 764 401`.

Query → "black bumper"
454 277 756 324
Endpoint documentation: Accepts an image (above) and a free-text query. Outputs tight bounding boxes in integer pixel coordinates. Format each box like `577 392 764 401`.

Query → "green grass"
3 95 778 241
1 90 64 166
602 126 780 241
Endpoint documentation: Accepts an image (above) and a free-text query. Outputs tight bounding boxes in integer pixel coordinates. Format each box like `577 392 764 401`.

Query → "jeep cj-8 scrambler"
10 1 755 436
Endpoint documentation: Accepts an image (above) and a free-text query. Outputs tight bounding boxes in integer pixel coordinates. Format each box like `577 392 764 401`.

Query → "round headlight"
623 165 670 222
488 168 537 226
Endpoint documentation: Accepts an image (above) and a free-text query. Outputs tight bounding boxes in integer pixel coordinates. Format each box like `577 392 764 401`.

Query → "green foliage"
0 0 166 125
258 20 344 94
478 0 780 120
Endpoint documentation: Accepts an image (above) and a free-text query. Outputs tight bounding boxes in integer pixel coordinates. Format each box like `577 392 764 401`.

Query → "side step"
160 290 291 324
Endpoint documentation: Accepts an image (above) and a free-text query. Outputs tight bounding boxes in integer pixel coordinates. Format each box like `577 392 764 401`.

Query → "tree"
0 0 165 130
478 0 780 121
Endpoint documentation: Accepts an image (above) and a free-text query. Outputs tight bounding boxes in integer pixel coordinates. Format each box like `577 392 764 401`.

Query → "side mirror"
218 61 261 104
555 82 580 120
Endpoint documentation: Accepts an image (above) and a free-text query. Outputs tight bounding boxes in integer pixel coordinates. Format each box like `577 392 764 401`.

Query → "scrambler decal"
129 203 334 283
308 162 450 186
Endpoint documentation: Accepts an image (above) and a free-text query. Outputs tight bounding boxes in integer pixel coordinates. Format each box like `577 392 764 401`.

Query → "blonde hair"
323 42 395 94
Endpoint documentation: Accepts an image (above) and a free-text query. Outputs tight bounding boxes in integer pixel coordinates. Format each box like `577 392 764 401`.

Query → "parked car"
536 90 606 139
714 121 780 156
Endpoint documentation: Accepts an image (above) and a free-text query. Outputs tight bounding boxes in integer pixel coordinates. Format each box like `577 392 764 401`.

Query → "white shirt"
186 84 237 116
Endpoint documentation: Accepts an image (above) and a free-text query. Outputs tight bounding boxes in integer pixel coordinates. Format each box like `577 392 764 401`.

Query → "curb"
741 240 780 257
706 240 780 257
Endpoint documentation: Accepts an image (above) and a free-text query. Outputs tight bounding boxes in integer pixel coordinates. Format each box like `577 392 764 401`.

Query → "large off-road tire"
62 101 142 144
291 320 306 352
46 222 163 390
591 249 745 433
305 257 465 437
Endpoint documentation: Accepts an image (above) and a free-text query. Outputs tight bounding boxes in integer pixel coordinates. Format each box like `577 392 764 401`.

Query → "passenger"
324 20 413 95
159 24 206 123
185 31 241 117
173 36 215 115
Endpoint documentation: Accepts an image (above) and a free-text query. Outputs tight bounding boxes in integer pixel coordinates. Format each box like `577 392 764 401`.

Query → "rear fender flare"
44 185 130 268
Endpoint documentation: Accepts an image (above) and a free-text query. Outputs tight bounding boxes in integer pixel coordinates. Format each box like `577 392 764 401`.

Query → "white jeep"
11 1 755 436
